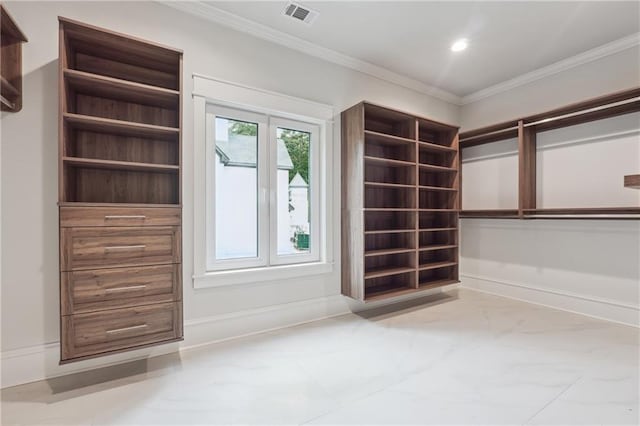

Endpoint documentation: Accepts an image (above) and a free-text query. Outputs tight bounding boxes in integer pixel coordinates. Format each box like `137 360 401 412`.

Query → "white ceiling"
205 1 639 100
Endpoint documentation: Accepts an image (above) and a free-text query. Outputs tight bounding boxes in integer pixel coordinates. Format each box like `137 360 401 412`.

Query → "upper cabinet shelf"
1 4 28 112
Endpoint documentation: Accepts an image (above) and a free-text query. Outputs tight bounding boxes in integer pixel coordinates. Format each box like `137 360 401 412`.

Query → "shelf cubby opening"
365 252 416 279
63 19 180 90
419 189 457 210
63 165 179 205
365 232 415 255
64 126 179 166
364 271 416 301
364 103 416 139
419 229 456 247
419 168 456 189
418 265 458 288
419 248 457 269
66 88 180 128
418 148 456 168
365 137 416 163
364 210 415 233
365 162 416 186
418 120 456 147
419 211 457 229
365 186 416 209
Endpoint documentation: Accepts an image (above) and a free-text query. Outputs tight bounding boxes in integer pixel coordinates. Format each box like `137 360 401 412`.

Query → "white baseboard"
461 274 640 327
0 295 351 389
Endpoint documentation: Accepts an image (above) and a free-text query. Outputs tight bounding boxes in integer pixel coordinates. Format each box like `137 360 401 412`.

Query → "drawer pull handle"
104 245 146 252
105 285 147 293
106 324 148 334
104 215 147 220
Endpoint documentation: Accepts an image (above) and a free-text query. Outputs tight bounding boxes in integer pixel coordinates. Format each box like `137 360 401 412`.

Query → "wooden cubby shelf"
342 101 460 302
64 113 179 140
58 18 183 363
459 88 639 219
1 4 28 112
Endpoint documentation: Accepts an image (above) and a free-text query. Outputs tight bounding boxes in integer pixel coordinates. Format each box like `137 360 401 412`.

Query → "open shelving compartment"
342 101 460 302
459 87 640 220
57 17 184 363
59 17 182 206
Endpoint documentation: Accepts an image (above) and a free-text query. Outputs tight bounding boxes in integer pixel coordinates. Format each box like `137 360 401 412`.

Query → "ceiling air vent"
283 2 319 25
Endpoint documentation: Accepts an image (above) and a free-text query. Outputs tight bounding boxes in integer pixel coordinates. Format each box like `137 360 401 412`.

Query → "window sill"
193 261 334 289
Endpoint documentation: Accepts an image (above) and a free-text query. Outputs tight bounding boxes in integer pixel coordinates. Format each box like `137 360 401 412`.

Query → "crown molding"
160 2 639 108
461 32 640 105
159 1 463 105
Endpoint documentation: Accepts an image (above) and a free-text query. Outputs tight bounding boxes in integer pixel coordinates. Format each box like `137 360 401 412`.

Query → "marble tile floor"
2 289 638 425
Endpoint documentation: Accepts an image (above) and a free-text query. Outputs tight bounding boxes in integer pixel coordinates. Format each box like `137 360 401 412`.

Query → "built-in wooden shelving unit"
459 87 640 219
624 175 640 189
58 17 183 362
342 102 460 302
1 4 28 112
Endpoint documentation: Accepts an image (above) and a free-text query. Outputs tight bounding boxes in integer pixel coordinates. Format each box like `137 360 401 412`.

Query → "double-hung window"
193 75 333 288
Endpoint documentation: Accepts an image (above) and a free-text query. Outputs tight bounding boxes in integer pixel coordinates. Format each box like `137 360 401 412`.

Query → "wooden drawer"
61 302 182 361
60 226 181 271
61 264 181 315
60 206 181 227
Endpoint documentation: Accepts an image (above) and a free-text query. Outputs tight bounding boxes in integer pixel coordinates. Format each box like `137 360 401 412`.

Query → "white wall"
459 47 640 326
0 0 459 379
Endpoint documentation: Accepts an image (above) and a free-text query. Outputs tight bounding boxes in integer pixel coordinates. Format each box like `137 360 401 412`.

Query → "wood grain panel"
60 206 181 227
60 226 181 271
61 302 182 360
61 264 181 315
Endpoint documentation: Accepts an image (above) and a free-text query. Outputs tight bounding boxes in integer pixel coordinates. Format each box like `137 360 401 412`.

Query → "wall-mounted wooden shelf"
342 101 460 302
58 17 183 363
624 175 640 189
459 88 640 219
1 4 28 112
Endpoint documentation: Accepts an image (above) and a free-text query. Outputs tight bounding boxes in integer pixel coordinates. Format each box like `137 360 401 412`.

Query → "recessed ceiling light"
451 38 468 52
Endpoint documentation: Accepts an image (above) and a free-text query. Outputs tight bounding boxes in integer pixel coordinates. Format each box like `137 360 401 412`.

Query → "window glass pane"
277 127 311 255
215 117 258 260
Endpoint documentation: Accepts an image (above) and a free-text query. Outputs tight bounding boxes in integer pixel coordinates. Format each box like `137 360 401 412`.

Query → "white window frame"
269 117 320 266
206 105 269 271
192 74 334 289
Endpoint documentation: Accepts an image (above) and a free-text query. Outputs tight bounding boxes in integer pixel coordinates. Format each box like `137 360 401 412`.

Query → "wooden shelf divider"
1 5 28 112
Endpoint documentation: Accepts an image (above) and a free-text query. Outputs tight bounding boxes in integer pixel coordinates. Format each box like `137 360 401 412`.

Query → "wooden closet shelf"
419 279 459 289
64 113 179 141
523 207 640 215
364 248 415 257
364 229 415 235
1 76 19 96
364 266 416 280
418 208 458 212
417 141 457 153
58 202 182 208
364 130 415 146
364 208 416 212
460 209 520 218
624 175 640 189
63 157 179 173
364 155 415 167
418 163 457 172
419 185 458 192
420 227 457 232
364 286 417 302
364 181 415 189
64 69 180 108
418 261 458 271
418 244 457 251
